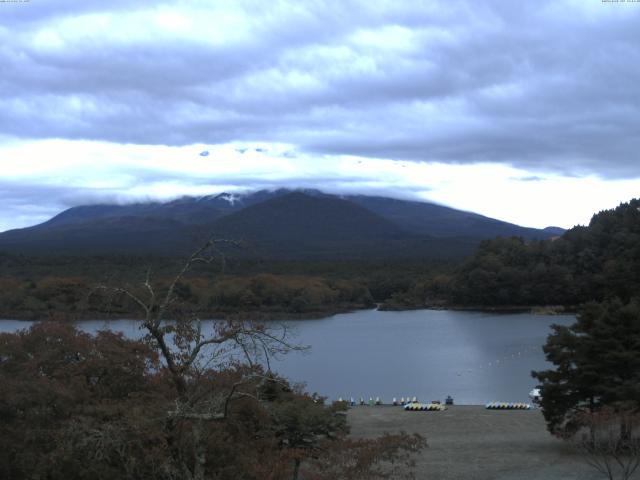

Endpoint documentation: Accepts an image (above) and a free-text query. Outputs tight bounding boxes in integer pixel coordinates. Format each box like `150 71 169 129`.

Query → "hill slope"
0 189 561 259
208 192 477 259
347 195 561 240
449 198 640 306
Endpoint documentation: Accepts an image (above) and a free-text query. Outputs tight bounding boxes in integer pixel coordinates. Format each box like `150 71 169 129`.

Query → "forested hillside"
448 198 640 307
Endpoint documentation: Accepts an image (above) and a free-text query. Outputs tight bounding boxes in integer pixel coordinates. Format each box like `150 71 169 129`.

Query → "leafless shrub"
574 408 640 480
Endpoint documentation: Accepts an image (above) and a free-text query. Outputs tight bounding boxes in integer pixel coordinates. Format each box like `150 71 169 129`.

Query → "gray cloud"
1 0 640 178
515 176 544 182
0 170 433 233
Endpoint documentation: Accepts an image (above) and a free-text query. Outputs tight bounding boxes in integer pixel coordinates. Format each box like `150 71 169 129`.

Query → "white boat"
529 388 541 403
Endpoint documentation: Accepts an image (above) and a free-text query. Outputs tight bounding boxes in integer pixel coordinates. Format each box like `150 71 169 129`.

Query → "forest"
384 198 640 310
2 199 638 318
448 198 640 307
0 252 448 319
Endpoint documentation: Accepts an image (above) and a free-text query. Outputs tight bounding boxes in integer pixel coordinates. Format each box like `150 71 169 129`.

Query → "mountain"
214 192 404 242
40 193 247 228
208 192 475 259
0 189 563 259
542 226 566 236
0 215 194 256
345 195 560 240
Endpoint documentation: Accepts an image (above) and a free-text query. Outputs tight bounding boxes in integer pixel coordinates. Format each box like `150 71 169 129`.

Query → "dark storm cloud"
2 0 640 177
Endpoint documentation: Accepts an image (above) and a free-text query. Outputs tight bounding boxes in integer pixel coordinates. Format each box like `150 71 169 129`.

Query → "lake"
0 309 575 405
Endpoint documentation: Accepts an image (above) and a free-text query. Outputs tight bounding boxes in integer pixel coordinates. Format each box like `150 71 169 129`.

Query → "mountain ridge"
0 189 564 260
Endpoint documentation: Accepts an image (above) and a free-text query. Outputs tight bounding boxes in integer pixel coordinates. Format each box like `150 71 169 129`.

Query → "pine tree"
532 298 640 436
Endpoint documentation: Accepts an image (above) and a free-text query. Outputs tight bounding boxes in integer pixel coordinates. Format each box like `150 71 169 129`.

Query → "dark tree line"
0 273 374 320
449 198 640 308
0 250 455 318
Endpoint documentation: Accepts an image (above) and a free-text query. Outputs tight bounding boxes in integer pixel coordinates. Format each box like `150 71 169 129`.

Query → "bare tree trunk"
193 420 206 480
97 239 303 480
621 418 631 445
292 458 301 480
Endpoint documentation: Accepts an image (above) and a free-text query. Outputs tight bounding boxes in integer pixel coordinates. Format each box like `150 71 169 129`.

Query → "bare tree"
574 408 640 480
97 239 305 480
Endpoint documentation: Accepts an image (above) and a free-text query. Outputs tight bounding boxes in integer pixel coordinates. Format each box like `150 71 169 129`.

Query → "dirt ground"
347 405 634 480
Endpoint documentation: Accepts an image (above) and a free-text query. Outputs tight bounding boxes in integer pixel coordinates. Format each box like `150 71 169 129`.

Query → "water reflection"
0 309 574 404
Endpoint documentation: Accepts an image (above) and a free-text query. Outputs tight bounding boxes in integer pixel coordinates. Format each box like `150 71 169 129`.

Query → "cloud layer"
1 139 639 233
1 0 640 233
2 0 640 178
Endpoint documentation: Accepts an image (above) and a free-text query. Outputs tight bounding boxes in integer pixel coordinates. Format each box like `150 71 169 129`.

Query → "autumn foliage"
0 322 424 480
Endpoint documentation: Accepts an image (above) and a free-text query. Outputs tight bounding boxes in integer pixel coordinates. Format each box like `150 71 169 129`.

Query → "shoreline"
0 305 368 322
380 303 576 315
0 303 577 322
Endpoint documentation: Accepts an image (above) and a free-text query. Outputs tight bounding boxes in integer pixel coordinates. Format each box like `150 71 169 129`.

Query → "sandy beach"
347 405 624 480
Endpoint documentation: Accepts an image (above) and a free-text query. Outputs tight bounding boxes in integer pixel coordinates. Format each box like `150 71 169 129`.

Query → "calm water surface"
0 309 574 405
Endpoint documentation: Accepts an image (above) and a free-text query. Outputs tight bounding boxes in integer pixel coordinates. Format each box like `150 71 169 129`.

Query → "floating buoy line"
337 396 452 408
454 344 541 378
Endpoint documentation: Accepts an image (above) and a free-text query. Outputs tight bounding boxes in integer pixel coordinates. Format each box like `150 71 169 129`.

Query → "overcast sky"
1 0 639 233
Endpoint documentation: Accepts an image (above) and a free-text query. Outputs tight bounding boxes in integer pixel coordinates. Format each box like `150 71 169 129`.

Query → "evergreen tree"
532 298 640 436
